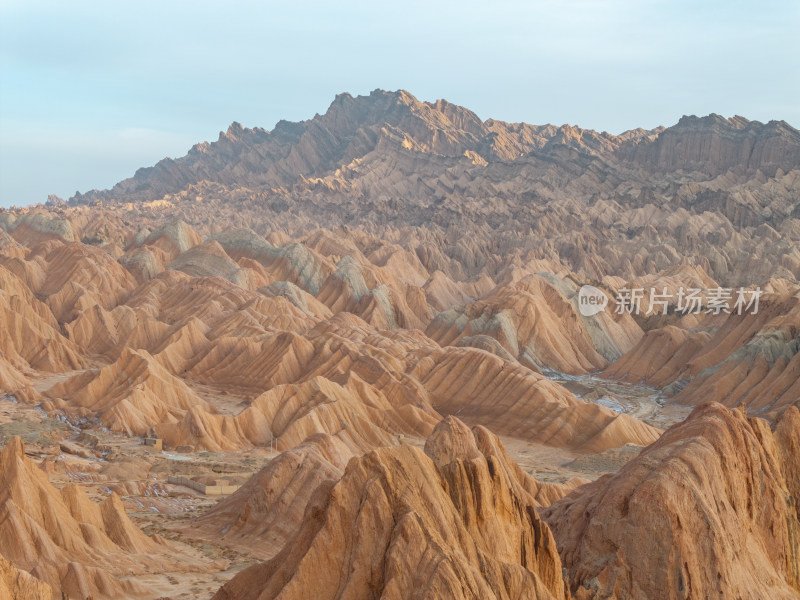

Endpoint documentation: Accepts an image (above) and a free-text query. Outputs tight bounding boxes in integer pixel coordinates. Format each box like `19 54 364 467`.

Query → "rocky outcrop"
213 417 570 600
2 212 77 244
65 90 800 288
604 288 800 420
44 348 211 435
193 432 357 559
542 403 800 599
413 346 662 452
167 239 250 287
0 437 190 599
427 274 642 374
616 113 800 176
0 554 52 600
0 264 86 375
2 88 799 600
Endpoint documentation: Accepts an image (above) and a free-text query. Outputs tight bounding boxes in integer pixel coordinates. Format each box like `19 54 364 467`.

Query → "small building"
167 475 242 496
142 437 163 451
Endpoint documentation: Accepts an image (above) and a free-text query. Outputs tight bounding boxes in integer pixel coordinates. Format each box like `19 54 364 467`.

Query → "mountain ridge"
70 88 800 206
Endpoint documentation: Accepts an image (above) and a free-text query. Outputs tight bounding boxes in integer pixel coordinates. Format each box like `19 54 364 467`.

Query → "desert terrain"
1 90 799 599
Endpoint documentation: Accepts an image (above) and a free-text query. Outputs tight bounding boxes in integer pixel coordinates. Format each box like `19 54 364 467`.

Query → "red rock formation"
412 346 661 452
44 348 211 435
0 88 798 600
427 274 642 374
63 90 800 288
605 288 800 420
616 113 800 176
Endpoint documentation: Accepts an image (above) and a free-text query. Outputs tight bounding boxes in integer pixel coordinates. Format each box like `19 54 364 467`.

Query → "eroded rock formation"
213 417 570 600
543 403 800 599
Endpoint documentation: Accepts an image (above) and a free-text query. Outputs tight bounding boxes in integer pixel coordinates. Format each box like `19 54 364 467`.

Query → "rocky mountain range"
69 89 800 287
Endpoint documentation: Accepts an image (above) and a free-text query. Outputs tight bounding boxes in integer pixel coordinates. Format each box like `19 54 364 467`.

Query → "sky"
1 0 798 208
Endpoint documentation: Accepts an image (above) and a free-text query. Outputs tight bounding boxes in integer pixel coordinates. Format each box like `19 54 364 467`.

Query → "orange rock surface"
213 417 569 600
0 437 199 599
543 403 800 599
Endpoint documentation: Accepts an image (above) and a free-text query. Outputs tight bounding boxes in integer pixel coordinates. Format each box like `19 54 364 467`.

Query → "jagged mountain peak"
615 109 800 175
68 90 800 209
672 112 799 135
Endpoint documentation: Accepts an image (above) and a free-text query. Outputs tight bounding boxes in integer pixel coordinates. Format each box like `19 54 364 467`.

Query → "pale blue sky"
1 0 798 207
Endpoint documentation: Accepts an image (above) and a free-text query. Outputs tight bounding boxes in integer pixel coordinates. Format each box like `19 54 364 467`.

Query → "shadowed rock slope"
0 554 52 600
192 432 358 560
